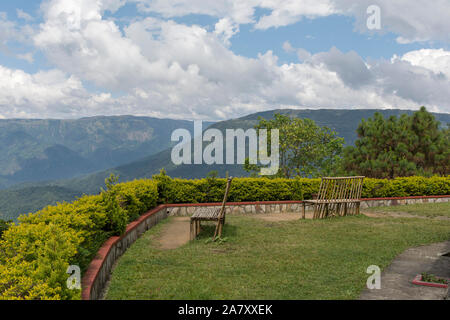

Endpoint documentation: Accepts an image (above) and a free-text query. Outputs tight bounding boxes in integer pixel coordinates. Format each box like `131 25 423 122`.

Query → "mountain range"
1 109 449 221
0 116 214 189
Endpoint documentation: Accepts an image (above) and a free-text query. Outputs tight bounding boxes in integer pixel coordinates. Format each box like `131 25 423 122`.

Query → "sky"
0 0 449 120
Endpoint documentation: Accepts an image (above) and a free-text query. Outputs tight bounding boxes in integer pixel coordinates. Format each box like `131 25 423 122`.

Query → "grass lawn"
365 202 450 218
105 206 450 300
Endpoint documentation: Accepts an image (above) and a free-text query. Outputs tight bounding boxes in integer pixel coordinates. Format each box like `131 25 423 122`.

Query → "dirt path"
154 217 191 250
249 212 310 222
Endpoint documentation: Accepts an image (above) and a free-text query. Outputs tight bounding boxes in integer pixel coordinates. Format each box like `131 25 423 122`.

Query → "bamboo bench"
302 176 365 219
190 177 233 240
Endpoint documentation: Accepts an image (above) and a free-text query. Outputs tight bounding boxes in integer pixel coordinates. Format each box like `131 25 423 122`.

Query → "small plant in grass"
205 237 228 245
421 272 448 284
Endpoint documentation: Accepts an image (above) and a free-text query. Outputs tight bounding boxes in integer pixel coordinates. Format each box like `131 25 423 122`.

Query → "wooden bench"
302 176 365 219
190 177 233 240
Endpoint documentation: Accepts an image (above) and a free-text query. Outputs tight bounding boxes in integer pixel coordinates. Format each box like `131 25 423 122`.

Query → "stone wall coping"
81 194 450 300
361 195 450 201
167 195 450 207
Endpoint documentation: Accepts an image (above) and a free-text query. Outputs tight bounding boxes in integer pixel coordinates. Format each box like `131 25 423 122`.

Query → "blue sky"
0 0 449 119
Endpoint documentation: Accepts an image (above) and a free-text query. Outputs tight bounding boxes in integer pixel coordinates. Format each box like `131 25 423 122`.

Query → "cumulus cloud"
133 0 450 43
1 0 449 120
214 17 239 46
311 47 373 88
335 0 450 44
400 49 450 79
34 0 156 90
254 0 336 29
283 41 312 61
0 65 105 118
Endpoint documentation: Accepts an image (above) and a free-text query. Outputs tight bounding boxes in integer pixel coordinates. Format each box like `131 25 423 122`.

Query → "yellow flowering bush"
0 179 158 300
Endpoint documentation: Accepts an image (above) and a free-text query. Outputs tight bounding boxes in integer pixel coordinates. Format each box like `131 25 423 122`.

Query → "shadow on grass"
194 223 238 240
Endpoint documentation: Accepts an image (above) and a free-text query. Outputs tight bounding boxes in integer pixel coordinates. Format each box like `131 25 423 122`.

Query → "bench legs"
190 219 204 240
190 219 195 240
191 218 228 240
190 219 201 240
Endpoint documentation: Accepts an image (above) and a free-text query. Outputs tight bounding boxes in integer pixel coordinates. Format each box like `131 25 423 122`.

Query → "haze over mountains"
0 116 214 189
0 109 449 221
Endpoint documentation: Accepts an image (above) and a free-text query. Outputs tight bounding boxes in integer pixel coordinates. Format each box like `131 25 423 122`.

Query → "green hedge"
0 175 448 300
0 179 158 300
361 176 450 198
154 174 308 203
154 174 449 203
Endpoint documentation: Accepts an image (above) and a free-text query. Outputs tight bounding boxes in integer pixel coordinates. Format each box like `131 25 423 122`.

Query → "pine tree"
343 107 449 178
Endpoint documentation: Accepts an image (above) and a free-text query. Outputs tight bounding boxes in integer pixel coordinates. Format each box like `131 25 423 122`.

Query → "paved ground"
359 241 450 300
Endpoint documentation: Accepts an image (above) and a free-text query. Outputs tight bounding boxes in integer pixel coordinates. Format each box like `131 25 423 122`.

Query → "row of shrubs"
0 177 158 300
0 174 449 300
155 173 450 203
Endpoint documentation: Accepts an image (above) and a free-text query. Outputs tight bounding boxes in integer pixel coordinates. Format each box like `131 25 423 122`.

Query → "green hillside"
1 108 449 221
0 186 82 221
0 116 214 189
58 108 450 187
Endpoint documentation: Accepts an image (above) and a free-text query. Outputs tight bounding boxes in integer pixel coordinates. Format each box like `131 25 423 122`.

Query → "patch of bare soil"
154 217 191 250
250 212 309 222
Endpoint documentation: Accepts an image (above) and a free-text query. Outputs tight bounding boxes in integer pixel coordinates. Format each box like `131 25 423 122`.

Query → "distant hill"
1 108 449 221
55 108 450 189
0 116 214 189
0 185 82 221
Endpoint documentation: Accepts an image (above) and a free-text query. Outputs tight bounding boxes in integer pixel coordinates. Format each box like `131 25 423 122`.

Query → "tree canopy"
244 113 344 178
343 107 449 178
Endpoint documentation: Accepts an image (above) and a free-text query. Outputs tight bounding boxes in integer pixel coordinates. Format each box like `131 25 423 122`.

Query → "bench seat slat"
305 176 365 219
191 207 221 219
303 199 361 204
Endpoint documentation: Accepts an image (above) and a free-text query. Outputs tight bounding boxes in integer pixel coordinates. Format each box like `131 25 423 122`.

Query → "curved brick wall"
82 195 450 300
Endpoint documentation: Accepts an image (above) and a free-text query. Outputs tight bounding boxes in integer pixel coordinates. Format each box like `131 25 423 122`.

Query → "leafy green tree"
244 113 344 178
343 107 449 178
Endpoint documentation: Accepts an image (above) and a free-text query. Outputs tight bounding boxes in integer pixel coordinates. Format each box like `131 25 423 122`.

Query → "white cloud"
282 41 295 53
1 0 450 120
283 42 312 61
16 52 34 63
214 18 239 46
401 49 450 79
0 11 36 52
254 0 336 29
133 0 450 44
34 0 155 90
134 0 257 25
16 9 34 22
335 0 450 44
0 12 23 45
0 65 105 118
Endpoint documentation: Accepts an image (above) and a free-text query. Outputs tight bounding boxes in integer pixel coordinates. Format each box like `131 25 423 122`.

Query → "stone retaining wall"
81 205 168 300
166 196 450 216
82 195 450 300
